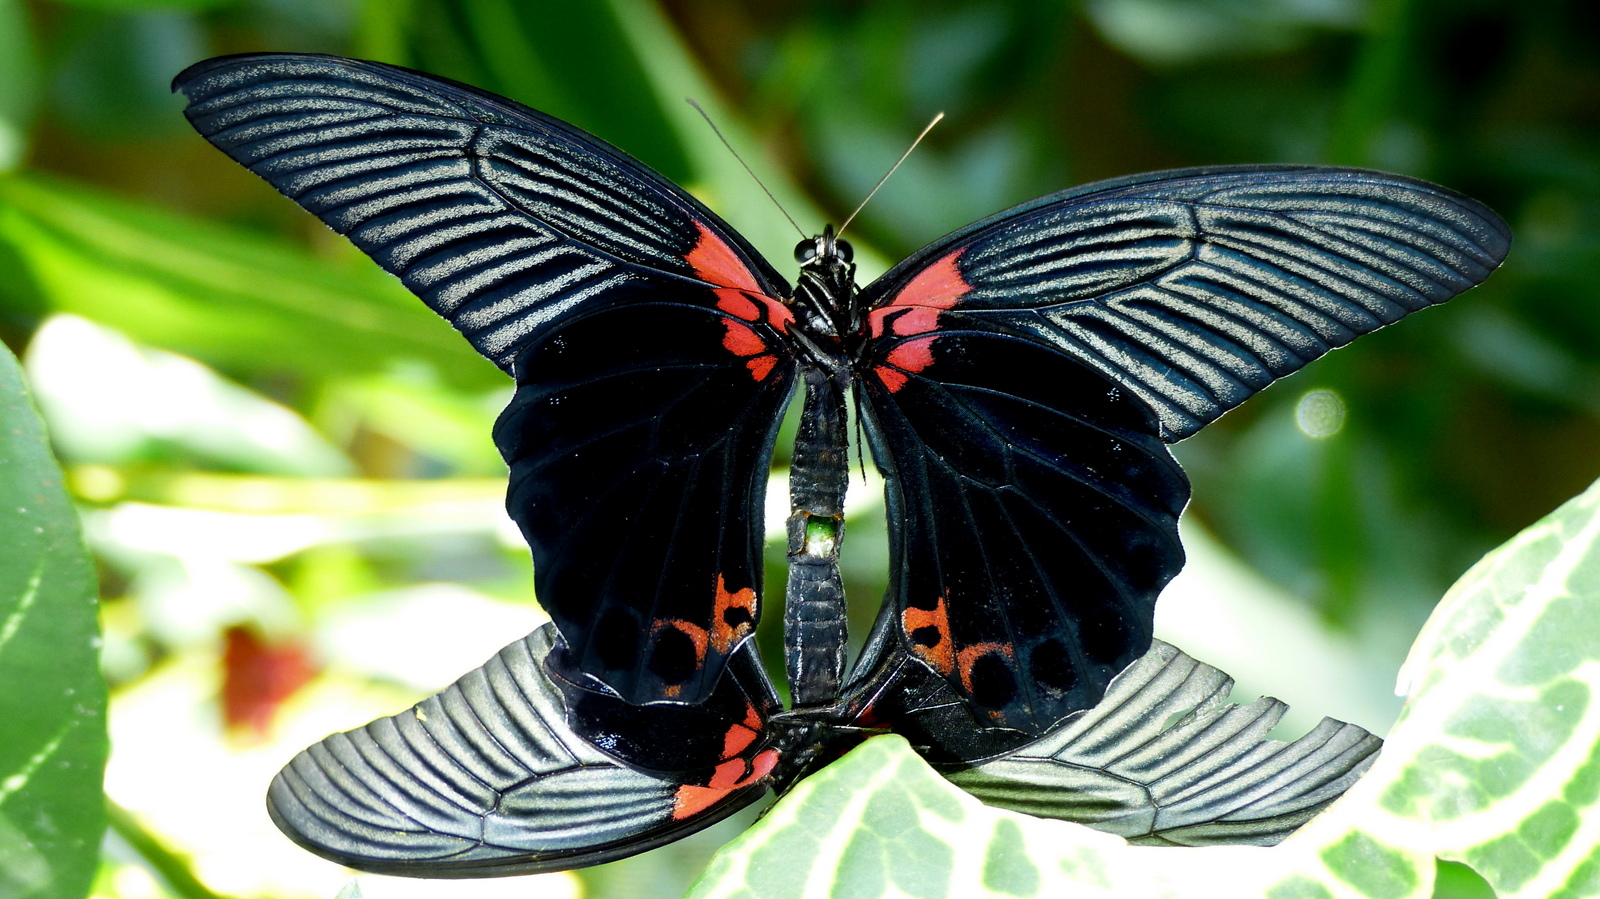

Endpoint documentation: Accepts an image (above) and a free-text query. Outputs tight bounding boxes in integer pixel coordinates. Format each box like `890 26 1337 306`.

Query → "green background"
0 0 1595 897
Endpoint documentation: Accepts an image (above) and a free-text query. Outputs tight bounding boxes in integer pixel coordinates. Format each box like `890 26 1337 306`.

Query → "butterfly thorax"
790 225 859 344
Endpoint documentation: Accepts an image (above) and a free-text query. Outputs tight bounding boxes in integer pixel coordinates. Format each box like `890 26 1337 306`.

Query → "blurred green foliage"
0 0 1594 897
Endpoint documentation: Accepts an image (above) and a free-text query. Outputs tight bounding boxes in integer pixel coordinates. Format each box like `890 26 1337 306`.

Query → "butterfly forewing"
857 166 1512 440
175 54 800 706
850 164 1508 734
498 294 795 704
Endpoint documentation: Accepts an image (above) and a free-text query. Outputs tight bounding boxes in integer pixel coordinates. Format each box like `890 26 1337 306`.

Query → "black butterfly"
174 54 1508 876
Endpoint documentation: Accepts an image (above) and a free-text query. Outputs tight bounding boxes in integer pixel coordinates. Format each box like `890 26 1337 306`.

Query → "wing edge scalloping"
941 639 1381 847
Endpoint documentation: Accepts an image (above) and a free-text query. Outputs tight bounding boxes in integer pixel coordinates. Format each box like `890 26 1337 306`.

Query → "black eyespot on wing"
1028 639 1075 695
966 653 1018 710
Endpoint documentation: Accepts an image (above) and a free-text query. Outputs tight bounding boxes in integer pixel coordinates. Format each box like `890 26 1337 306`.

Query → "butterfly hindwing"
175 54 800 705
858 165 1512 441
267 625 771 877
944 640 1382 846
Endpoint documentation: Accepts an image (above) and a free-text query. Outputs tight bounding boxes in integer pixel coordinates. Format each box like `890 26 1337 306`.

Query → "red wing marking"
721 320 767 357
723 722 758 758
874 366 909 393
874 336 939 394
711 574 758 653
901 593 954 676
719 318 782 382
690 220 793 382
746 356 777 381
747 748 779 781
673 784 729 820
687 220 764 294
708 758 748 790
867 249 970 338
884 338 936 373
689 219 794 333
956 643 1016 694
672 748 779 820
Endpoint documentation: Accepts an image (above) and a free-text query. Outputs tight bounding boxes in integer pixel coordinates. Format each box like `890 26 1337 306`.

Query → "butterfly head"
794 224 855 269
792 224 858 340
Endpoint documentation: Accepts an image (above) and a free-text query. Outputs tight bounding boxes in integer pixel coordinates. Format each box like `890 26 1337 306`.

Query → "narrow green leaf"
0 340 107 898
0 174 500 389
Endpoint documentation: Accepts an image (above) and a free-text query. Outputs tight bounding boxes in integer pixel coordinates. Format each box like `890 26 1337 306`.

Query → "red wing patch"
686 220 765 295
687 220 795 382
901 593 954 676
873 336 939 393
688 220 794 331
671 748 779 820
867 249 970 339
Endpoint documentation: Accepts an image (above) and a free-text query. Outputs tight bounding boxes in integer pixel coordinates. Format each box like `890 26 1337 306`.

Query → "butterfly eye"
794 239 818 264
835 239 854 263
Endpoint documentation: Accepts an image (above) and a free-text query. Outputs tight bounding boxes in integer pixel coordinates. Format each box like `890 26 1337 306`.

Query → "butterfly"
174 53 1509 876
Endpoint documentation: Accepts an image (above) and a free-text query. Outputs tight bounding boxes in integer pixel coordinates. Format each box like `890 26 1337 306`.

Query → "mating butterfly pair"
174 54 1508 876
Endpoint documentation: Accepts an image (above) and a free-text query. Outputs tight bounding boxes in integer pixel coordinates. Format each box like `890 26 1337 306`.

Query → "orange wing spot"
957 643 1016 694
673 784 730 820
711 574 758 653
723 723 758 759
718 290 761 321
867 249 970 338
902 593 954 675
742 700 762 731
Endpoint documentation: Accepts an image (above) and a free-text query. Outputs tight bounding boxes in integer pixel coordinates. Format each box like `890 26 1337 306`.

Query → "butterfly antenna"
836 112 944 240
686 98 807 240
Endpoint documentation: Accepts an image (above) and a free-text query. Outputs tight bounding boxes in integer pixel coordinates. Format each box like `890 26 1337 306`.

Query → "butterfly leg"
784 366 851 706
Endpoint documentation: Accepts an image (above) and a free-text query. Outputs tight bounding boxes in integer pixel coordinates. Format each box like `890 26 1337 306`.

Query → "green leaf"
692 476 1600 898
0 174 500 389
0 341 108 898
